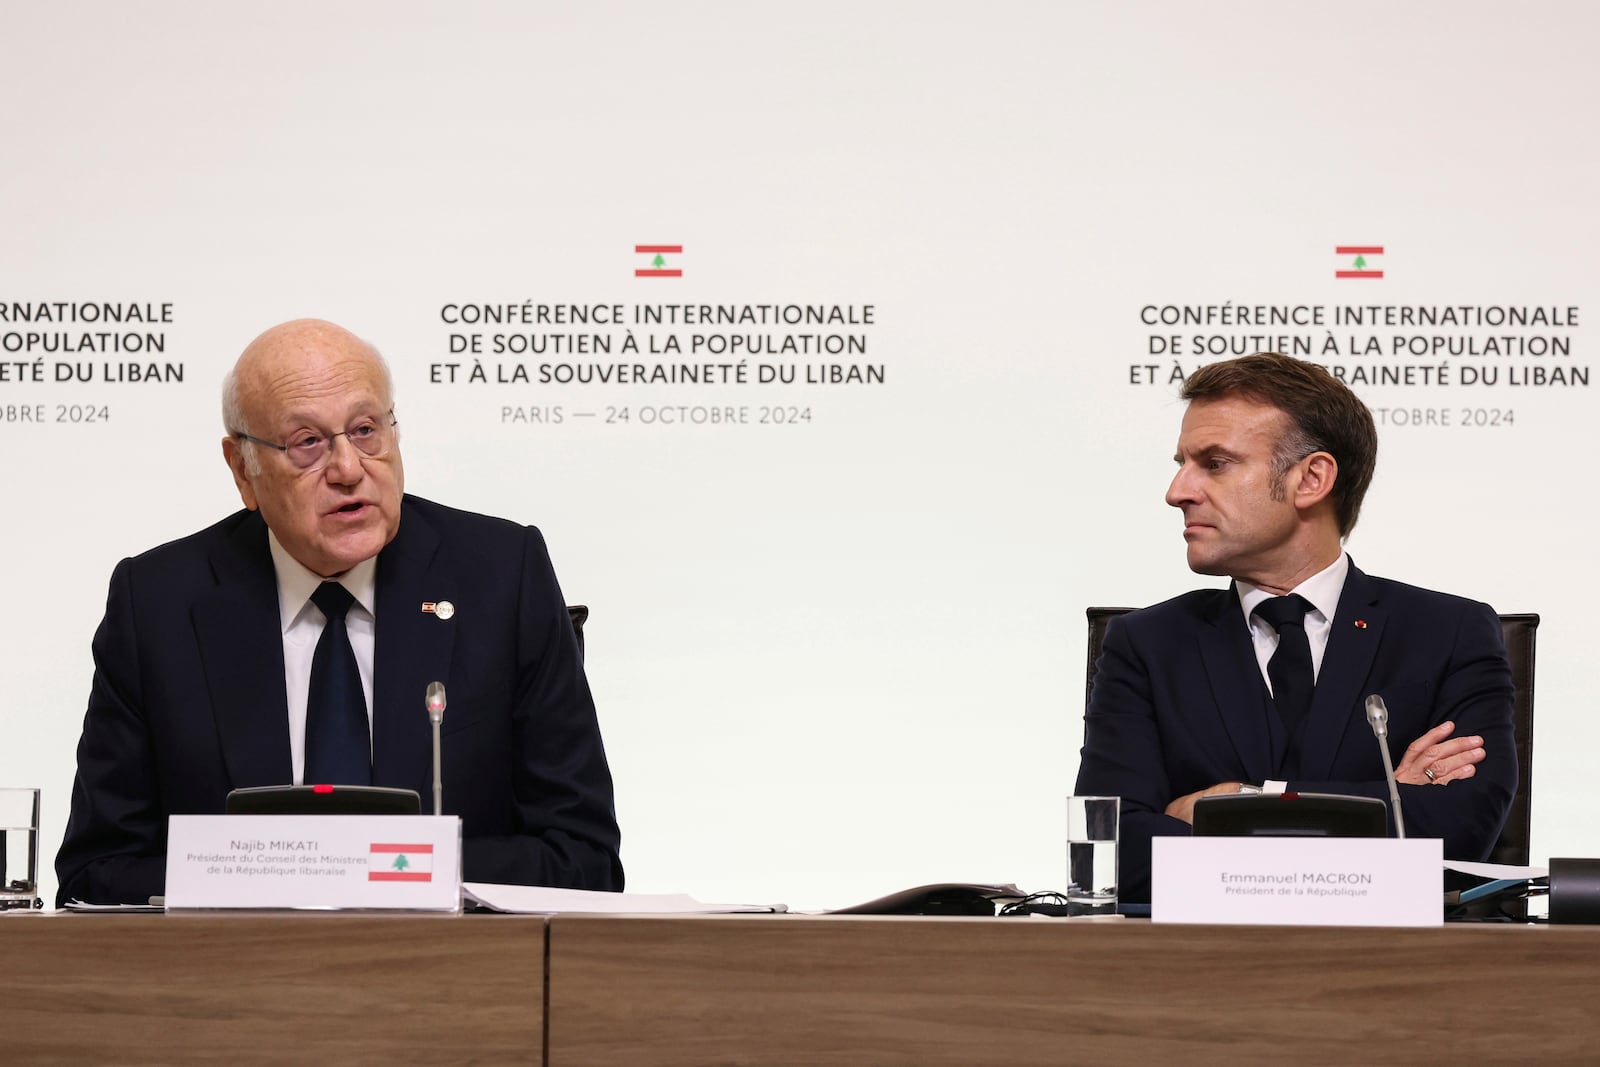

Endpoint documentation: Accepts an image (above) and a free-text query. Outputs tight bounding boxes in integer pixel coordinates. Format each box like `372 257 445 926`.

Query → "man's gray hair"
220 365 263 476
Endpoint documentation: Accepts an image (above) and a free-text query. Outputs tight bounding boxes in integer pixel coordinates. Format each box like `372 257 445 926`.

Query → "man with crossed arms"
1075 352 1514 904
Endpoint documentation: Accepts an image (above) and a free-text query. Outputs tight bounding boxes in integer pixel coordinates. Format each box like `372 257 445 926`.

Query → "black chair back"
1494 614 1538 867
568 604 589 661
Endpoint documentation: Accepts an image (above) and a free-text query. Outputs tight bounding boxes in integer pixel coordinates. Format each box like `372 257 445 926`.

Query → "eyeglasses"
234 409 398 471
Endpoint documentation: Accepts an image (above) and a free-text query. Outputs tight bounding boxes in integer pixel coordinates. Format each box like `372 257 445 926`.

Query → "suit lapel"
371 499 457 794
1298 563 1384 779
1197 587 1279 780
194 512 294 787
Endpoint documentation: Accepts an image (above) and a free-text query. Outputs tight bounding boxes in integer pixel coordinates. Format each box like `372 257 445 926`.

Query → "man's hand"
1165 781 1244 824
1395 720 1484 786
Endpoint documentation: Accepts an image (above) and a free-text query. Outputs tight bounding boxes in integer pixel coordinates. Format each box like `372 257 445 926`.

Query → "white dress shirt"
1234 553 1349 795
267 531 377 785
1235 551 1350 694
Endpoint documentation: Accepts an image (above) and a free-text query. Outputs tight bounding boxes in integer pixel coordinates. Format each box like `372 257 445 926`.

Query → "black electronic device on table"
224 784 422 815
1193 792 1388 838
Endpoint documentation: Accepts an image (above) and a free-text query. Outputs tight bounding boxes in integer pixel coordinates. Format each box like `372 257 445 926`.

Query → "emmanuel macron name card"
1152 837 1441 927
165 815 462 911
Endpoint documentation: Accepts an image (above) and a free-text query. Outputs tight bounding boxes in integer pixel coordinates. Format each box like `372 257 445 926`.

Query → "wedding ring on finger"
1424 766 1438 782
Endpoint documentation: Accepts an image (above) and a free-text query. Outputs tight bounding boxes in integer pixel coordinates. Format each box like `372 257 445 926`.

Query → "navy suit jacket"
1074 563 1515 904
56 494 622 905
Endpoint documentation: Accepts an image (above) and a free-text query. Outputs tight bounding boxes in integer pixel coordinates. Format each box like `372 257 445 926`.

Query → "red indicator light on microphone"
312 783 334 794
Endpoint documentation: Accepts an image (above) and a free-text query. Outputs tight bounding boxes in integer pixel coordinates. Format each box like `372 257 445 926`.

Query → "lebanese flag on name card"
368 842 434 882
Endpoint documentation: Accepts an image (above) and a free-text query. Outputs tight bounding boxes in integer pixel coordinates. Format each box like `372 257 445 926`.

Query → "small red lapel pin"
1354 619 1368 629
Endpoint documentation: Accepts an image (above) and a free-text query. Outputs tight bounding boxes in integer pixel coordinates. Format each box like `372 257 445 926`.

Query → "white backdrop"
2 0 1593 908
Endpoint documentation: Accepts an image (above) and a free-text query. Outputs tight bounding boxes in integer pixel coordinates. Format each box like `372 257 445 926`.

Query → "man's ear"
221 437 260 511
1293 451 1338 513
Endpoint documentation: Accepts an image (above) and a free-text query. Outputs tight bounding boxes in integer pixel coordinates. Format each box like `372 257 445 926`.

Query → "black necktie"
1253 594 1315 740
304 581 371 785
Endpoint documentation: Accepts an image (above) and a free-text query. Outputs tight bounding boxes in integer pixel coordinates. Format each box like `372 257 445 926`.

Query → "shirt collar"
267 529 378 632
1236 551 1349 626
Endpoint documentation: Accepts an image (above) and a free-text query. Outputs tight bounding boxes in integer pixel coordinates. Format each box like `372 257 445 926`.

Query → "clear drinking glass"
1067 794 1119 916
0 788 41 911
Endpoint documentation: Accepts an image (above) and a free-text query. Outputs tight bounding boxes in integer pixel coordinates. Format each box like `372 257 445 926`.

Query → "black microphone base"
1549 857 1600 924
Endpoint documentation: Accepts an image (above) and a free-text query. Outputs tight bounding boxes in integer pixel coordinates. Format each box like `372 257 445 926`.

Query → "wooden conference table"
7 912 1600 1064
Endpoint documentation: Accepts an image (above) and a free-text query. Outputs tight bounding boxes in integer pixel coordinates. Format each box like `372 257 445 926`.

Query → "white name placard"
1152 837 1441 927
165 815 462 911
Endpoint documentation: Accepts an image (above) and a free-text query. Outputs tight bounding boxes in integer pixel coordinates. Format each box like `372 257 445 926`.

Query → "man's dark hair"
1180 352 1378 534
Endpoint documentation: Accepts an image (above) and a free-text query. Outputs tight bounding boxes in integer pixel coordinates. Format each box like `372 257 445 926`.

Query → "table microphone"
1364 694 1406 839
425 681 446 816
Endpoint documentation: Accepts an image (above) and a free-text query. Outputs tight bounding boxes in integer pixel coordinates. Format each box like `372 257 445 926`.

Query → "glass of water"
1067 795 1119 917
0 788 41 911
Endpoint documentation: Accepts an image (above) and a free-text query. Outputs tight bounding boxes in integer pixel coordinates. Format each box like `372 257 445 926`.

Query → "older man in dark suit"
57 319 621 905
1075 353 1514 904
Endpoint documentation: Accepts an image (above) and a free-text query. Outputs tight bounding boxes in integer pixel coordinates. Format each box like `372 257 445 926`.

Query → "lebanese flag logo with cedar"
635 244 683 277
369 842 434 882
1335 245 1384 279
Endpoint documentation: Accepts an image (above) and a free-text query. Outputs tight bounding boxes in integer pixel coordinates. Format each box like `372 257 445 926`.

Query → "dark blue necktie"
304 581 371 785
1253 594 1315 741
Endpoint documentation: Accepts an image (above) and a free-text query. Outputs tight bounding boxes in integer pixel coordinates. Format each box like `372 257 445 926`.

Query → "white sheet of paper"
1446 859 1547 879
462 882 784 914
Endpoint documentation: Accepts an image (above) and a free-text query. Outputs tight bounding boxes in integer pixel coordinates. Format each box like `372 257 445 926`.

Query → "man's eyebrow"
1174 444 1226 464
